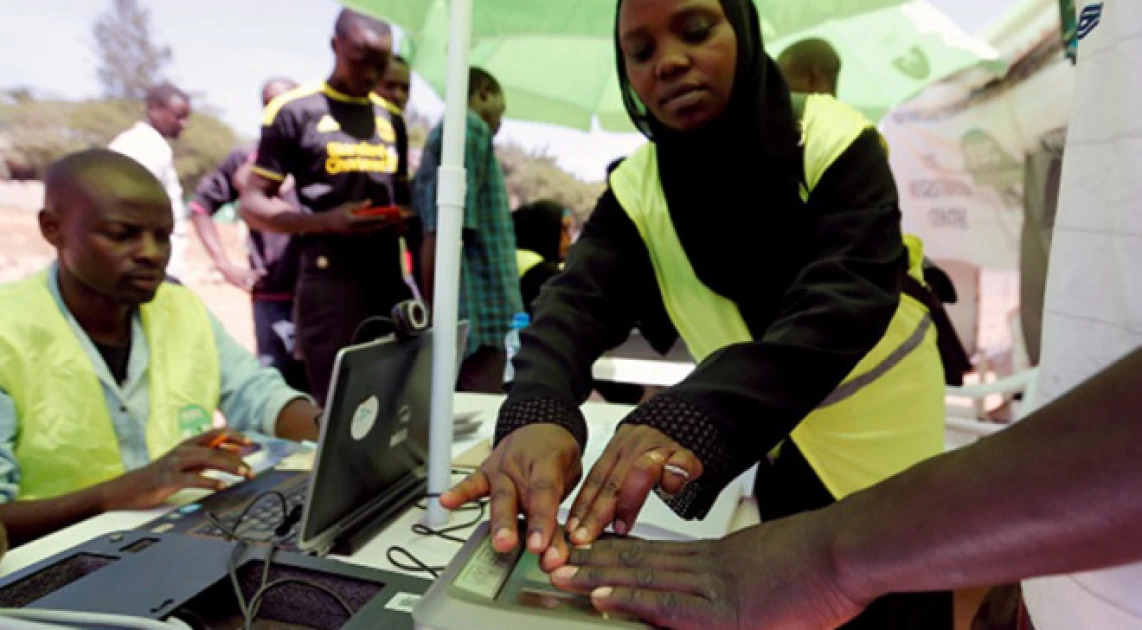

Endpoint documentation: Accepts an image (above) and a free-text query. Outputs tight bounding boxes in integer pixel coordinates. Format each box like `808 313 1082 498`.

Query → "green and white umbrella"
347 0 999 130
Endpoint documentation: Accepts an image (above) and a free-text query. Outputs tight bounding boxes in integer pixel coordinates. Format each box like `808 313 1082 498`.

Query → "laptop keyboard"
193 482 309 546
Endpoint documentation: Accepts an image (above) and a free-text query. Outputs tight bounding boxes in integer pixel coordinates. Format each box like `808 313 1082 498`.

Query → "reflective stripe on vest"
0 271 221 501
517 249 545 278
609 95 945 499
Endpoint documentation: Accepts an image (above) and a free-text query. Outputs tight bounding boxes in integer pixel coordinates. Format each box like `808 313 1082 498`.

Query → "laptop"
139 323 469 557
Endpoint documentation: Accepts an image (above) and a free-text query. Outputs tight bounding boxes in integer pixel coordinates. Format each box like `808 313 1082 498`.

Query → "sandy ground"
0 205 256 353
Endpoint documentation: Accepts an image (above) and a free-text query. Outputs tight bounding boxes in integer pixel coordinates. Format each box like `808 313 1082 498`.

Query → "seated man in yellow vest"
0 149 323 547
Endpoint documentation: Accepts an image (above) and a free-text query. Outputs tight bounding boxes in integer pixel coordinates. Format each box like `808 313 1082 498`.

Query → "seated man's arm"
210 314 321 442
0 390 249 546
0 389 103 545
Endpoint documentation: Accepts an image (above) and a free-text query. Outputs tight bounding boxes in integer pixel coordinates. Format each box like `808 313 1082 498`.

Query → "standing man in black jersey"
240 9 412 404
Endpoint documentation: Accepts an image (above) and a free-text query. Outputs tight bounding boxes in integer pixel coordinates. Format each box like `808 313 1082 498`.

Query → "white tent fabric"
878 2 1074 359
880 37 1073 271
1022 0 1142 626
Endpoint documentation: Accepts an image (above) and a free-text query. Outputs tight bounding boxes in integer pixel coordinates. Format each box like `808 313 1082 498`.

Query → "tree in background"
92 0 173 100
0 0 236 192
497 143 605 224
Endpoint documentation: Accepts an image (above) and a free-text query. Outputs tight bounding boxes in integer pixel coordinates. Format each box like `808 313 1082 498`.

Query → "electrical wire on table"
385 469 489 579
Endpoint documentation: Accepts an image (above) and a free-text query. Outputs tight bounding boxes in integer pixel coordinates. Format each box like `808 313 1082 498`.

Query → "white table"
0 394 758 580
591 356 694 388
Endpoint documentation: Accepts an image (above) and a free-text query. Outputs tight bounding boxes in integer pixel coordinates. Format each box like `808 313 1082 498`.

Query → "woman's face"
559 214 573 260
618 0 738 132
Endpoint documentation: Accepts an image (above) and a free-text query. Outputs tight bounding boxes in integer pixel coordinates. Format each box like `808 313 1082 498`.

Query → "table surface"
0 394 759 580
594 332 695 388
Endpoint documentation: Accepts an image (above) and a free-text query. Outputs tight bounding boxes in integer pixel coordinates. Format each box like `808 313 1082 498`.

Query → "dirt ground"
0 207 256 353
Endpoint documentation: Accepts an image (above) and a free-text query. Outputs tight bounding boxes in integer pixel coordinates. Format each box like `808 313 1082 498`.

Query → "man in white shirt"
109 82 192 280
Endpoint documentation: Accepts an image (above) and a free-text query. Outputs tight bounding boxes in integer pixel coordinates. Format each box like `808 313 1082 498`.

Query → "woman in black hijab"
512 199 570 313
444 0 949 626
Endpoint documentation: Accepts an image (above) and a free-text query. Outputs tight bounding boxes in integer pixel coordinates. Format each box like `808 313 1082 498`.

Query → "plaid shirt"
414 111 522 356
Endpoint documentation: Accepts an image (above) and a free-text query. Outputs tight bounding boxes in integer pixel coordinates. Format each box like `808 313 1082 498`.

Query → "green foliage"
496 143 604 223
0 97 237 192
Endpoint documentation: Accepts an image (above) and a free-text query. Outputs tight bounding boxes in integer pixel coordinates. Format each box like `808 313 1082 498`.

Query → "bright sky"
0 0 1012 181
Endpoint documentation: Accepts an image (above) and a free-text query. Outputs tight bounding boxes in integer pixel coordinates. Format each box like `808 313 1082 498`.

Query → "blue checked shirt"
414 111 523 356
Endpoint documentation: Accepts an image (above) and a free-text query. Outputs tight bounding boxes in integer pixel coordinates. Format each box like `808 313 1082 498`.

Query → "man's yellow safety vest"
609 95 945 499
0 271 221 501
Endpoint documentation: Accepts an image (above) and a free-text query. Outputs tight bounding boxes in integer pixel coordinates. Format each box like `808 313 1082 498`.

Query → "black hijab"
513 200 566 263
615 0 807 306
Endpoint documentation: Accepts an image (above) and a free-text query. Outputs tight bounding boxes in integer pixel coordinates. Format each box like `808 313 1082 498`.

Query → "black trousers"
756 444 954 630
294 248 410 405
252 298 307 392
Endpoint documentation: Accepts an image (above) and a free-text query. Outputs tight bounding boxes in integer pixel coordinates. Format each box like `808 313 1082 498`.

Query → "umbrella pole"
426 0 474 527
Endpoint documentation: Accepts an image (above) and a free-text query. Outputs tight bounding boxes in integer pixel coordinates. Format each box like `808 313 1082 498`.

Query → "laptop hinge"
330 476 427 556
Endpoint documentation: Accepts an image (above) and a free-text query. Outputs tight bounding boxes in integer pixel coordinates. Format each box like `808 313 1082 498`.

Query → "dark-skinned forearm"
239 190 327 235
0 484 114 547
274 398 322 443
832 349 1142 602
190 213 239 271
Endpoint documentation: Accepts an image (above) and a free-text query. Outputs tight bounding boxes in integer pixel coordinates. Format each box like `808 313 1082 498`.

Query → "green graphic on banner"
1060 0 1078 63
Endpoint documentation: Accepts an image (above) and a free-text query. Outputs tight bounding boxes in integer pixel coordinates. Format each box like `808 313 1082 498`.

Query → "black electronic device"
0 530 430 629
140 324 469 556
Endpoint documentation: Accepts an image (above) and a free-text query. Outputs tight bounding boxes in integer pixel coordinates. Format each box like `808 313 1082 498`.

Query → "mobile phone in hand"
353 205 403 220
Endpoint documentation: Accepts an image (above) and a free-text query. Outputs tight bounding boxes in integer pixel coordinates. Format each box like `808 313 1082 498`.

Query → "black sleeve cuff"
495 396 588 453
621 393 755 520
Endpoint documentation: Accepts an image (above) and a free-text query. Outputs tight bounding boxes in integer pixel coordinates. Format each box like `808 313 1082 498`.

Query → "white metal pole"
425 0 474 527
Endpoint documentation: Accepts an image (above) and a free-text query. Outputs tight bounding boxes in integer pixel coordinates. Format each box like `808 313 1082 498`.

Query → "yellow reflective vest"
0 271 221 501
609 95 944 499
516 250 546 278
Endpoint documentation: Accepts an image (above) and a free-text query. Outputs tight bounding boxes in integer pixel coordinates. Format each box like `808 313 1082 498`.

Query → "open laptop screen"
299 331 434 553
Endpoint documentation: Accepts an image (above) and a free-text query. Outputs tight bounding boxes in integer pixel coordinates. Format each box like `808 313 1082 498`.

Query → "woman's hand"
440 424 583 570
565 425 702 545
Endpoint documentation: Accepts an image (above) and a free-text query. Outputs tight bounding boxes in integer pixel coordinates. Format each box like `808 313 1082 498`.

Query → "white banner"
881 41 1074 271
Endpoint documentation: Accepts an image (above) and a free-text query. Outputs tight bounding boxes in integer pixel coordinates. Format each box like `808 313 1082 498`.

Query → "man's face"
149 95 191 139
43 175 174 306
376 61 411 111
472 89 506 136
777 57 815 95
333 26 393 96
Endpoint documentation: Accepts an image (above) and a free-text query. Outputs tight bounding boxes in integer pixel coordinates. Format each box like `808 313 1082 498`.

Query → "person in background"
240 9 412 405
376 53 411 112
0 150 322 546
375 54 425 294
776 37 841 97
779 37 972 384
109 82 192 281
189 78 306 391
414 68 523 393
512 199 571 314
444 0 950 626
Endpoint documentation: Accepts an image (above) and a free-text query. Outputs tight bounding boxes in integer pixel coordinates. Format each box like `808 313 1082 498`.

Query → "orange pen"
206 433 245 452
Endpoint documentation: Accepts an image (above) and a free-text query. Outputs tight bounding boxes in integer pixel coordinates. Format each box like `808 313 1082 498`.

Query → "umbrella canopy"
345 0 997 130
769 2 1002 122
